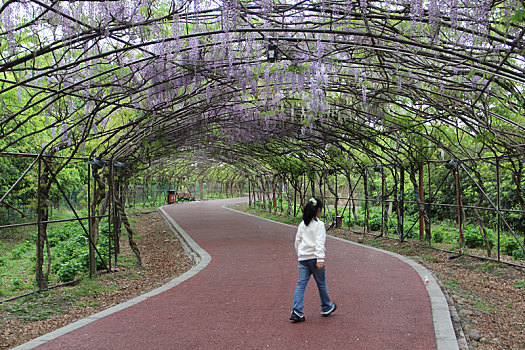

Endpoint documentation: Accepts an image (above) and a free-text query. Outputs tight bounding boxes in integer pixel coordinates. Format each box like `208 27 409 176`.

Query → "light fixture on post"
113 161 126 169
268 44 278 62
444 159 459 169
373 164 383 172
88 158 106 170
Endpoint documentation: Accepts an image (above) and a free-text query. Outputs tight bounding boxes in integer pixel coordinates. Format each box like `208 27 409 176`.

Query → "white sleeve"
314 221 326 262
294 224 303 253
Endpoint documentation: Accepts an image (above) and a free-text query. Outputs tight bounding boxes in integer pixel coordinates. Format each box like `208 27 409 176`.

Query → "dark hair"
302 197 323 226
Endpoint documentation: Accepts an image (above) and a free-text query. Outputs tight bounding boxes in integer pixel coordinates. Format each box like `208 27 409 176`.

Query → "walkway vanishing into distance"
16 198 458 350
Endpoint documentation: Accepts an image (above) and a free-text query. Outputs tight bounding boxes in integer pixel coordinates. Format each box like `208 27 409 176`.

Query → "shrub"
512 249 525 261
56 260 83 282
443 230 459 244
500 235 520 255
463 227 496 249
432 226 446 243
355 209 383 232
48 222 82 247
50 220 110 282
403 223 418 239
368 212 382 232
463 227 485 248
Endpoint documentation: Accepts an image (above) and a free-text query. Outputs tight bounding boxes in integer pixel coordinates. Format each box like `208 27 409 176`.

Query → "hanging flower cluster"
0 0 523 165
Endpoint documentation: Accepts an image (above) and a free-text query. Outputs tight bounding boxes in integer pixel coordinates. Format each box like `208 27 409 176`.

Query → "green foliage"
55 260 84 283
51 221 110 282
10 241 32 259
513 280 525 289
402 222 419 240
431 225 448 243
463 227 496 249
368 212 383 232
511 7 525 24
500 235 521 255
511 248 525 261
354 208 382 231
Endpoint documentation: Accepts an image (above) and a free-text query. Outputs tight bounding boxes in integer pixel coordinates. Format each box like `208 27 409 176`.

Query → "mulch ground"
0 211 194 350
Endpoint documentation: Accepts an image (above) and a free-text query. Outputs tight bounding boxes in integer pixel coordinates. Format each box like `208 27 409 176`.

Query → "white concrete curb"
12 207 211 350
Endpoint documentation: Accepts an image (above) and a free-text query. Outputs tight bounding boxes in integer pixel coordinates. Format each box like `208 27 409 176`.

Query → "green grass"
116 254 138 266
472 296 495 312
442 278 461 291
513 280 525 289
476 261 496 273
0 292 68 322
71 277 104 297
421 255 439 263
0 244 41 297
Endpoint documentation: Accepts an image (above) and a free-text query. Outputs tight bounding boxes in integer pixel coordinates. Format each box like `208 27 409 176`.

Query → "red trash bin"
167 190 176 204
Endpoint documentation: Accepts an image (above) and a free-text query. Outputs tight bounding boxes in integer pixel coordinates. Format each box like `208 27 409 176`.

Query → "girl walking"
290 197 336 323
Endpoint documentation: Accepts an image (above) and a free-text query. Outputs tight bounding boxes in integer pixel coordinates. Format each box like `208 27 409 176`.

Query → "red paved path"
35 199 436 349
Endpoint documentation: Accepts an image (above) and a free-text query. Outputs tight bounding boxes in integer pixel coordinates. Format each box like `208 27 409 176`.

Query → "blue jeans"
292 259 333 316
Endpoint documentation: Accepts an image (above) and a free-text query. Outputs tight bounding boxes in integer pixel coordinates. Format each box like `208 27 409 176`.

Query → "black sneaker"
289 311 305 323
321 303 337 317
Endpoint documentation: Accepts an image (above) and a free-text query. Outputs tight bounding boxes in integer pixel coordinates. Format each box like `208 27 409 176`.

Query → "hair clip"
309 198 317 206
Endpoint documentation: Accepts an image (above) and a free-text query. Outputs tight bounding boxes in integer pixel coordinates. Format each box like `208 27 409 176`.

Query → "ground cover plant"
0 220 111 298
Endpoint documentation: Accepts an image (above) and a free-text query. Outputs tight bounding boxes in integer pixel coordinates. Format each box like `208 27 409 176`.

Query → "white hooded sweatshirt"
294 219 326 263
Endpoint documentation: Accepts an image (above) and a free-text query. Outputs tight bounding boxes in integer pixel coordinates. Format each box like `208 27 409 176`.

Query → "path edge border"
224 204 459 350
12 206 211 350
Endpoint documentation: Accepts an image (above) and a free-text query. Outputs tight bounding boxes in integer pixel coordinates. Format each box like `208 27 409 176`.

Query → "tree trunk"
114 189 142 266
272 177 277 214
363 170 370 233
36 158 52 290
454 167 465 250
398 166 405 241
89 169 107 275
325 171 339 218
510 159 525 247
472 166 492 256
381 169 388 237
409 165 431 243
345 172 358 227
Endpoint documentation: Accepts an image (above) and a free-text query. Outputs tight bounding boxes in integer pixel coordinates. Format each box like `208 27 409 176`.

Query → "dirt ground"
0 211 194 350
